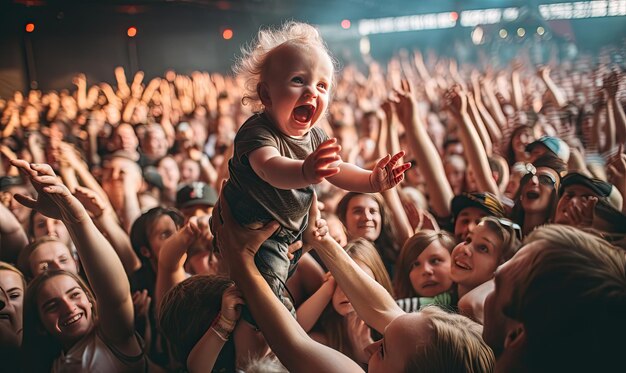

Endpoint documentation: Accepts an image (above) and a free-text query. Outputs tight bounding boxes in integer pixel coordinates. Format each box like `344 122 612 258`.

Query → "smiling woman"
336 192 399 276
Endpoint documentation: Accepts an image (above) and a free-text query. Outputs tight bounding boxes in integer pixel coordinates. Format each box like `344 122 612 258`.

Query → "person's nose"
46 220 56 235
423 263 434 276
364 339 382 359
303 84 317 99
530 175 539 186
461 243 473 257
49 259 62 271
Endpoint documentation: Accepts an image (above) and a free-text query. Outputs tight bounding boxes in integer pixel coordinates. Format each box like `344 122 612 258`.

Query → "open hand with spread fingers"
369 151 411 192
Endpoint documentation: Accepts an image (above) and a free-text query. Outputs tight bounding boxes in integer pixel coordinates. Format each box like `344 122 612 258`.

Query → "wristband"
211 327 229 342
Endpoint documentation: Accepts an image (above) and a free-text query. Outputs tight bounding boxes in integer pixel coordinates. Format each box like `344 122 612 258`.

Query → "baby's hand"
370 151 411 192
302 138 341 184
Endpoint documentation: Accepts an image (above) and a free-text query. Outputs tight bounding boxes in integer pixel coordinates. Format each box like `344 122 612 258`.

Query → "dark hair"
506 125 533 165
158 275 234 369
129 207 184 261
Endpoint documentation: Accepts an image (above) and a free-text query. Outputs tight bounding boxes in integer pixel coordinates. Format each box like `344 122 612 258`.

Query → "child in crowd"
393 230 455 312
217 21 410 320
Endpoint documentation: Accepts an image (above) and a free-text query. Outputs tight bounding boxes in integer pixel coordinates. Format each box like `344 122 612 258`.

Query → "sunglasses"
521 171 557 188
494 217 523 241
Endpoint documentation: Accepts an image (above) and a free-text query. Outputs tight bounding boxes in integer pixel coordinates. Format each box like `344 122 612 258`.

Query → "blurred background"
1 0 625 97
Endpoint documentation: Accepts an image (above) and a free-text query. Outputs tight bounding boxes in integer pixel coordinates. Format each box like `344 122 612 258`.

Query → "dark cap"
0 176 25 191
176 182 218 209
560 173 622 211
452 192 505 220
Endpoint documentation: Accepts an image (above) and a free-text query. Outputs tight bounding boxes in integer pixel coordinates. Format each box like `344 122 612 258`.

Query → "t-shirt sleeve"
234 122 279 162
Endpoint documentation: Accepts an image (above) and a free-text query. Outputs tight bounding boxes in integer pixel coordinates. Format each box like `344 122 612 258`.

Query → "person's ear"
257 82 271 107
504 322 527 350
140 246 152 259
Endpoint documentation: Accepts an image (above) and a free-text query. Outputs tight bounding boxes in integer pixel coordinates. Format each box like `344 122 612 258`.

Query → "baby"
218 22 409 323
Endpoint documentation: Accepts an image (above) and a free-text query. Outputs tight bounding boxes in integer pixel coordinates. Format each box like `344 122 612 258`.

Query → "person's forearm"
121 185 142 234
542 73 567 108
468 96 493 156
404 113 454 217
511 71 523 110
605 99 617 152
613 98 626 146
0 208 28 263
155 231 194 311
231 256 362 373
381 188 413 247
95 212 141 275
457 112 500 196
65 216 134 336
311 237 403 333
199 156 218 186
296 282 333 332
187 326 227 373
327 163 373 193
475 99 503 144
255 156 310 189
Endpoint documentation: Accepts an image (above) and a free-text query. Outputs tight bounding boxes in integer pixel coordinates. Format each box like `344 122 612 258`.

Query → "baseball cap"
526 136 570 163
451 192 506 220
560 173 623 211
176 182 218 209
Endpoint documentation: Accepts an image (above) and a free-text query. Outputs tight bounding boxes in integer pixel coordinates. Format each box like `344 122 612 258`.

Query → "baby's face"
261 44 333 137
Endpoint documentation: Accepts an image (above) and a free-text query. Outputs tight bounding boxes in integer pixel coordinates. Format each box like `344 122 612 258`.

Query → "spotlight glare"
450 11 458 21
499 29 508 38
517 27 525 37
25 23 35 33
127 26 137 37
341 19 351 29
537 26 545 35
222 28 233 40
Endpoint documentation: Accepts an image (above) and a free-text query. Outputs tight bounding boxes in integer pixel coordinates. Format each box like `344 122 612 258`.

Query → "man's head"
452 192 505 241
483 225 626 372
554 173 623 226
176 182 218 219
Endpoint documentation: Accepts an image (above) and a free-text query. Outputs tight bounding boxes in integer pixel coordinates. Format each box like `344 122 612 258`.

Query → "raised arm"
11 160 138 350
445 87 500 197
296 274 335 332
73 186 141 276
212 196 363 373
155 217 209 311
248 139 340 190
0 202 28 263
393 80 454 218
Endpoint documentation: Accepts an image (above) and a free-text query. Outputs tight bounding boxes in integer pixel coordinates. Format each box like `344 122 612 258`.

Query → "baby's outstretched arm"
328 151 411 193
248 138 341 189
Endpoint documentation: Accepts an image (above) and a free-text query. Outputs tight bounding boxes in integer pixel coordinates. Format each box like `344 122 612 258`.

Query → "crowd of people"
1 20 625 373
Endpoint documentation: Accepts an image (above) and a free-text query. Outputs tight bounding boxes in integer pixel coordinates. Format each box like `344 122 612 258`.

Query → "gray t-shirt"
223 113 329 232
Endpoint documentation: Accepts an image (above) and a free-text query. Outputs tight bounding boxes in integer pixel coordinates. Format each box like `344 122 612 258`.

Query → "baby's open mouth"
293 104 316 123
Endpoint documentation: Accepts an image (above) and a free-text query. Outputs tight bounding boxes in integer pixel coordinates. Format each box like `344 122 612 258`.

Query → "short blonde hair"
406 307 495 373
234 21 334 112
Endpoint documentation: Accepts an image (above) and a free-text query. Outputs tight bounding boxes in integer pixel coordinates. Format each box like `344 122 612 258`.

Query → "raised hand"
391 79 417 127
369 151 411 192
443 85 468 120
302 138 341 184
11 159 88 223
74 186 108 218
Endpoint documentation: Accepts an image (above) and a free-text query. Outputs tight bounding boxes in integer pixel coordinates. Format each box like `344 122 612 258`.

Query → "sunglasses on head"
521 166 557 187
494 217 523 241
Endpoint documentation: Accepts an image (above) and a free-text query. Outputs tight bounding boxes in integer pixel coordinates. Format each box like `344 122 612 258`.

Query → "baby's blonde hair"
233 21 334 112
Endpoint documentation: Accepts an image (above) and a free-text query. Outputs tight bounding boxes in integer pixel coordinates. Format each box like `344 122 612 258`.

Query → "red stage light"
450 12 459 21
127 26 137 37
223 28 233 40
25 23 35 33
341 19 351 29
